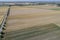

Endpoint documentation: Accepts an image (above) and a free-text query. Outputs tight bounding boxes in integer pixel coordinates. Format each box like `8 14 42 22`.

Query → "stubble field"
5 5 60 40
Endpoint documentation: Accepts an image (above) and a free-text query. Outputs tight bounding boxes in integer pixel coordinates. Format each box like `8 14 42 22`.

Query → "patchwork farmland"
4 6 60 40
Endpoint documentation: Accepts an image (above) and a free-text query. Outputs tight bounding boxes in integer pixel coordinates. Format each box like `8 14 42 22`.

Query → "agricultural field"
21 5 57 9
5 5 60 40
22 5 60 11
0 6 9 40
0 6 9 26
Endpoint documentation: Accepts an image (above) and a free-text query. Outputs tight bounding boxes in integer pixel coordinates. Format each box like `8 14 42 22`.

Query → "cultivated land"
0 6 9 26
21 5 57 9
0 6 9 40
5 6 60 40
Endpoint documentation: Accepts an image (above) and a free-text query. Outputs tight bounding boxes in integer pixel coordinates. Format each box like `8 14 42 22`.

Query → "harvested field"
0 6 9 25
6 6 60 32
6 23 60 40
0 6 9 13
0 6 9 40
5 6 60 40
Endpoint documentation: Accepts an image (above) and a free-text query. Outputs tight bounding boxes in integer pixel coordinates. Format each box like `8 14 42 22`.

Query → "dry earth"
5 6 60 40
6 6 60 32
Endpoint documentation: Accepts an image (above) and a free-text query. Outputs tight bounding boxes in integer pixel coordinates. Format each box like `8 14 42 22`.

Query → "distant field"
19 5 58 9
11 5 57 9
8 6 60 19
50 8 60 10
18 5 60 11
